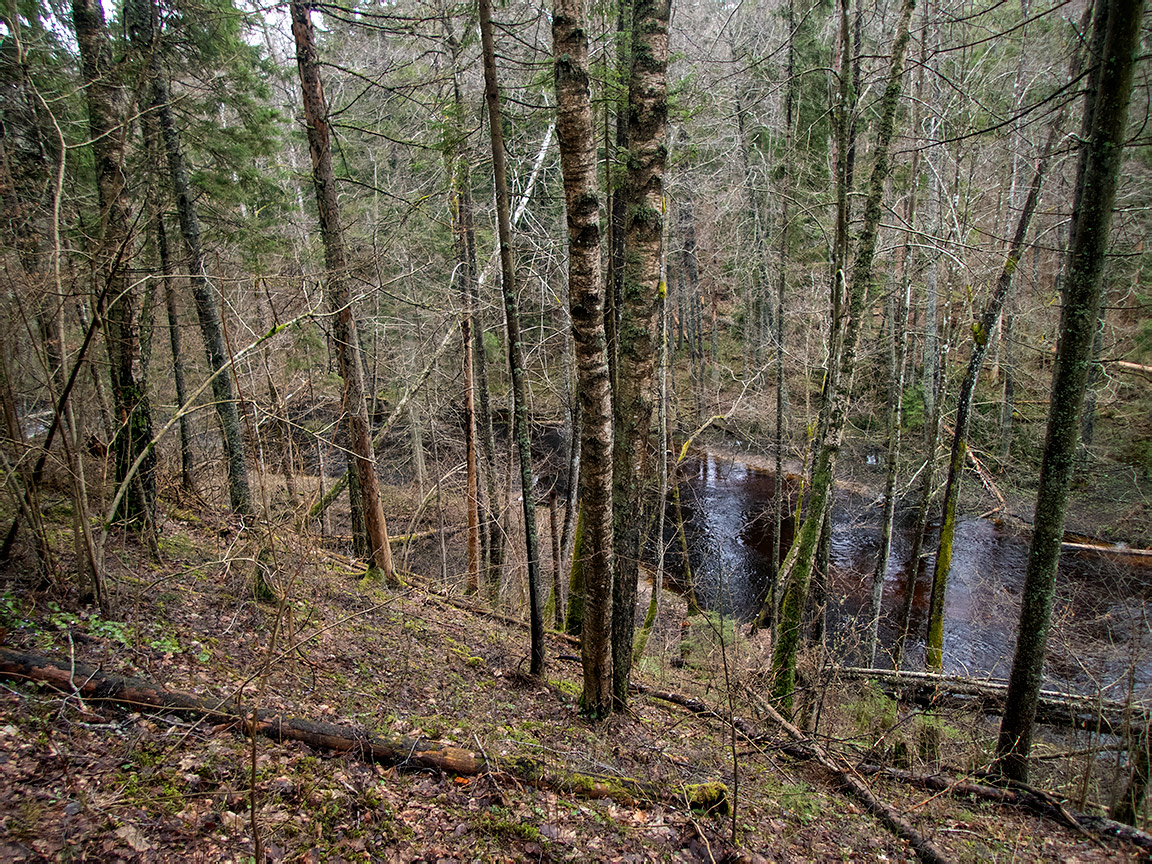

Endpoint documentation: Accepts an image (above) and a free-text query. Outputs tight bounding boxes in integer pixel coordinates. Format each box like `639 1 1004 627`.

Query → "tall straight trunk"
633 281 668 663
766 0 915 710
868 48 923 665
925 29 1083 673
290 0 393 580
605 2 631 394
73 0 156 530
995 0 1140 783
769 0 796 630
444 27 481 594
894 8 945 668
472 219 503 597
611 0 670 710
156 216 194 490
453 161 481 594
560 328 581 571
478 0 544 675
553 0 614 715
548 490 563 627
999 310 1016 462
139 94 195 493
139 2 250 515
442 24 501 593
869 272 912 666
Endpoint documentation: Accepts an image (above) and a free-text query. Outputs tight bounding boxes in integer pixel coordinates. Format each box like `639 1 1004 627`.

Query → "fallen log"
633 682 950 864
831 666 1149 736
635 678 1151 856
1059 540 1152 560
854 764 1152 853
424 589 582 647
0 647 715 809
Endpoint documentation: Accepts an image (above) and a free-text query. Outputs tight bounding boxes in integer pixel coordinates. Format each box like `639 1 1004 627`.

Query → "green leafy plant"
88 617 131 646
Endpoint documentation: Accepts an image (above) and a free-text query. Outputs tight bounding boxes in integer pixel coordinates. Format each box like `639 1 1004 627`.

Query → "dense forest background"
1 0 1151 857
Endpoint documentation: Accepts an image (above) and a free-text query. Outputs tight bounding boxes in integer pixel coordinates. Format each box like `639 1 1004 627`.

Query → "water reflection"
672 453 1151 697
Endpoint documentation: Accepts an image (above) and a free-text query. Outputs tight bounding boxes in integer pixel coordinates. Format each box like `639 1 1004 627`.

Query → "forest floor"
0 468 1150 863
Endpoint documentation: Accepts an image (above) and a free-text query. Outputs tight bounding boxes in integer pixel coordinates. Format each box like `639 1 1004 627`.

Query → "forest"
0 0 1150 858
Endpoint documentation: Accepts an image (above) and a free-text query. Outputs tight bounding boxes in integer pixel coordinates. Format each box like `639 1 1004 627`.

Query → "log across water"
669 452 1152 699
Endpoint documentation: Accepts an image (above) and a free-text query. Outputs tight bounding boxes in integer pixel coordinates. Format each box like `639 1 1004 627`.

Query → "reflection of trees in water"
668 455 1151 696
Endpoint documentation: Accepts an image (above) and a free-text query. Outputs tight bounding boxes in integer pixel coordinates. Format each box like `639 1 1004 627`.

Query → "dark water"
673 453 1152 698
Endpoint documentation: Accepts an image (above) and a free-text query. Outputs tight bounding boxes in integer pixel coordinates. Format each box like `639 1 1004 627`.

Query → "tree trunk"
548 490 563 628
869 278 912 667
73 0 156 531
994 0 1141 783
290 0 393 580
998 310 1016 463
559 335 581 577
478 0 544 675
605 2 630 396
142 1 250 515
454 166 481 594
925 28 1083 674
633 284 668 663
1113 722 1150 827
442 23 481 593
553 0 614 715
767 0 915 711
472 251 503 599
157 216 195 491
611 0 670 710
769 0 797 631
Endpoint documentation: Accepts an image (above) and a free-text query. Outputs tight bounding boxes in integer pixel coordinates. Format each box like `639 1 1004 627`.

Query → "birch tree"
553 0 614 716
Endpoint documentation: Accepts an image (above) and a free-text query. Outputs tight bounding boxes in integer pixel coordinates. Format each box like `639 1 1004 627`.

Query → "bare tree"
768 0 915 710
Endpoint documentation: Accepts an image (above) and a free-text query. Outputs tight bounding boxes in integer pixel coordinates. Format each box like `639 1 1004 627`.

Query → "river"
670 452 1152 699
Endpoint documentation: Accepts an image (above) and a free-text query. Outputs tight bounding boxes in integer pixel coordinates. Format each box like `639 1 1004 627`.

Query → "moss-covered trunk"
994 0 1141 783
924 17 1086 674
611 0 670 710
145 0 250 516
767 0 915 711
553 0 614 715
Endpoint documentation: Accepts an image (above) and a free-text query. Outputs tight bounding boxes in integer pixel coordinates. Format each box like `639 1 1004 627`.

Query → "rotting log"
0 647 722 809
832 666 1149 736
